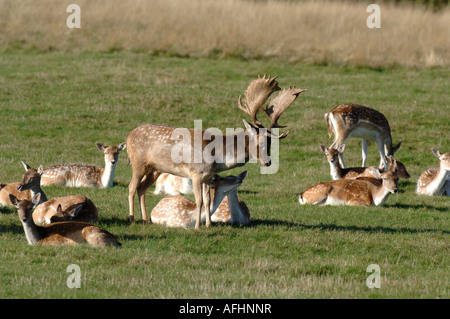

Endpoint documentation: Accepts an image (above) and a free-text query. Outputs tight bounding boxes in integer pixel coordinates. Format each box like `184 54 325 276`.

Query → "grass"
0 50 449 298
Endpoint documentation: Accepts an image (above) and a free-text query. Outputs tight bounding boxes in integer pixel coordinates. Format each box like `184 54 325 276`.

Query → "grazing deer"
153 173 193 196
17 162 98 225
320 144 410 180
151 171 245 228
10 194 120 247
211 170 250 225
299 156 399 206
416 148 450 196
126 74 306 228
40 142 126 189
324 104 401 170
0 182 31 206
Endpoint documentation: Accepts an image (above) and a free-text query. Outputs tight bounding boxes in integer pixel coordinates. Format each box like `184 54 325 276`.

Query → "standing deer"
324 104 401 170
10 194 120 247
416 148 450 196
211 170 250 225
40 142 126 188
320 144 410 180
299 156 399 206
17 162 98 225
152 173 193 196
150 171 245 228
126 74 306 228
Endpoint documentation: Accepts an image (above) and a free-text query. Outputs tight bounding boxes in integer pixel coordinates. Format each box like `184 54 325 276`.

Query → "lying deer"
127 74 306 228
299 156 399 206
10 194 120 247
0 182 31 206
325 104 401 169
416 148 450 196
41 142 126 188
151 171 246 228
211 170 250 225
17 162 98 225
152 173 193 196
320 144 410 180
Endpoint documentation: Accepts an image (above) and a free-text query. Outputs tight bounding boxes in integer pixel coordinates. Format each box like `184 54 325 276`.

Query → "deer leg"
128 165 148 223
361 139 369 167
191 175 203 230
377 142 388 170
137 171 160 224
202 182 211 228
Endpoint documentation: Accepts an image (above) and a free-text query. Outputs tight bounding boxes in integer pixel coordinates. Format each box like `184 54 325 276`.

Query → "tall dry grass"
0 0 449 67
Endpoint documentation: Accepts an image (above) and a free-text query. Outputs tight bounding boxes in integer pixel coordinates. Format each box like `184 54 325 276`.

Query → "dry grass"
0 0 449 67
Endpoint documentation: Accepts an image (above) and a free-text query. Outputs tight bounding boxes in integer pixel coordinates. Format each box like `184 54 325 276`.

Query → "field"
0 50 448 299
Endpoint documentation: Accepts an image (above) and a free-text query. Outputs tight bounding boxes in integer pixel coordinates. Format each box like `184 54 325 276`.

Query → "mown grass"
0 50 448 298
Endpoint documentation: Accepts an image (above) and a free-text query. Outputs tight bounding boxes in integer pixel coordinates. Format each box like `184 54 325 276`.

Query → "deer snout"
263 160 272 167
16 184 24 191
391 187 398 194
111 160 116 164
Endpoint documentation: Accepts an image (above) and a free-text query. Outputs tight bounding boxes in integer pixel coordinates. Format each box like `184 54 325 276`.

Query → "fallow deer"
10 194 120 247
299 156 399 206
150 171 245 228
152 173 193 196
320 144 410 180
126 74 306 228
17 162 98 225
0 182 31 206
324 104 401 170
416 148 450 196
40 142 126 189
211 170 250 225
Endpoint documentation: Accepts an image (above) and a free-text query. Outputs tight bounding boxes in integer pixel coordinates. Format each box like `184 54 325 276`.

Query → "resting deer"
153 173 193 196
126 74 306 228
0 182 31 206
17 162 98 225
320 144 410 180
41 142 126 189
10 194 120 247
211 170 250 225
151 171 246 228
324 104 401 170
299 156 399 206
416 148 450 196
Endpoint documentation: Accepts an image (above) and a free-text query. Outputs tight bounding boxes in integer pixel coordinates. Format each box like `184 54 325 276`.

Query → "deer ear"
319 144 327 153
392 141 402 154
370 167 382 179
118 142 127 152
337 144 345 153
21 161 31 171
431 148 441 158
96 142 105 152
9 194 19 207
38 165 44 175
31 193 41 206
243 120 256 132
238 170 248 181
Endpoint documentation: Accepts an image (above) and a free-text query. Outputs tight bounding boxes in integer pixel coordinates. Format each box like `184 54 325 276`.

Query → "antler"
238 74 280 126
264 86 308 131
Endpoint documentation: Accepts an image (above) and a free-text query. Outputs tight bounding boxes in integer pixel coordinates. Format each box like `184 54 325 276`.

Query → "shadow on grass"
250 218 449 235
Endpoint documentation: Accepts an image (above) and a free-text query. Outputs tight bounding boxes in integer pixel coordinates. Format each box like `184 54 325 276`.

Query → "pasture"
0 50 448 298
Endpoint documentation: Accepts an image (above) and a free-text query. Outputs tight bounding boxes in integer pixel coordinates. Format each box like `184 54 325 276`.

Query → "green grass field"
0 50 448 298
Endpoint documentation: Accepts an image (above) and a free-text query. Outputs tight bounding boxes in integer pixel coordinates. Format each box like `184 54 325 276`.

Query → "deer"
17 161 98 225
416 148 450 196
211 170 250 225
151 171 246 228
299 156 399 207
320 144 410 180
40 142 126 189
126 74 306 228
324 104 402 170
0 182 31 206
10 194 121 247
152 173 193 196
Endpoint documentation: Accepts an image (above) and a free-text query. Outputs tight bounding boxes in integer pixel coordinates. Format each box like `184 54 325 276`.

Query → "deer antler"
238 74 280 126
264 86 308 131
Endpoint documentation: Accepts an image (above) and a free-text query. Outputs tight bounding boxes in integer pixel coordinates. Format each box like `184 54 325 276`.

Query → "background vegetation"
0 0 448 299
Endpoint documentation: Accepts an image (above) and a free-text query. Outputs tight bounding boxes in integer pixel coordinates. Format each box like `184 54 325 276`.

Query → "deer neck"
29 183 48 204
21 218 42 245
426 164 449 195
227 189 247 223
209 188 226 217
101 160 116 188
371 181 392 206
329 160 343 180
